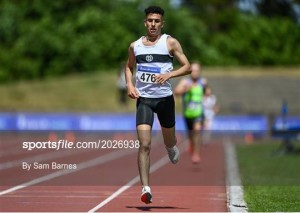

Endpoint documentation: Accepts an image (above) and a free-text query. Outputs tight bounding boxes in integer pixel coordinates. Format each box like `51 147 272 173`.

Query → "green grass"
0 67 298 112
0 71 136 113
236 142 300 212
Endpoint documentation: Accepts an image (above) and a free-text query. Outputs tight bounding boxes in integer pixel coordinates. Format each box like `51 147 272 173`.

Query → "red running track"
0 132 227 212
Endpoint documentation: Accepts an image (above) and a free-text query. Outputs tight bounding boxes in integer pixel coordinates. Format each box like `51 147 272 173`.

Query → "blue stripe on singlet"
137 65 161 73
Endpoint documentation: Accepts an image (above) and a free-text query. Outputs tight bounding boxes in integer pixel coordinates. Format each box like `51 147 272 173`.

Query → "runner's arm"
155 37 191 84
125 42 139 99
169 37 191 78
174 78 188 96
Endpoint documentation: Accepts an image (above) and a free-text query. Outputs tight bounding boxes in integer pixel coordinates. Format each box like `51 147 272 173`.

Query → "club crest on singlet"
145 55 153 62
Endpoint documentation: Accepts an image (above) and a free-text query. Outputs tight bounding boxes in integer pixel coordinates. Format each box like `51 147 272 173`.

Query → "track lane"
98 142 227 212
0 132 227 212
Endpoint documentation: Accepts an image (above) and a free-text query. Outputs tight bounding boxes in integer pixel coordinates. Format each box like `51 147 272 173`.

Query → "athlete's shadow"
126 206 189 211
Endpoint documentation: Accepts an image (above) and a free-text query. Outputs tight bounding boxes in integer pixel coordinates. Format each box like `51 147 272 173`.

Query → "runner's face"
191 64 201 80
144 13 164 37
205 88 212 96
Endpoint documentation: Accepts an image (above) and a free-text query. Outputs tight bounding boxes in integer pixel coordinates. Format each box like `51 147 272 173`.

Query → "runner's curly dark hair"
144 6 164 17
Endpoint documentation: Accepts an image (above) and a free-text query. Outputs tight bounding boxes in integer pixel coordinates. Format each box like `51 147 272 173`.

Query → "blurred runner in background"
174 61 206 164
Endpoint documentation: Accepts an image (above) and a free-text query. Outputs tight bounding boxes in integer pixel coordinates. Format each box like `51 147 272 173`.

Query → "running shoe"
141 186 152 204
166 145 180 164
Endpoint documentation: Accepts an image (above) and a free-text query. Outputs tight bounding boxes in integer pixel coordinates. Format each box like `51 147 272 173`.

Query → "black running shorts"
136 95 175 128
184 114 205 131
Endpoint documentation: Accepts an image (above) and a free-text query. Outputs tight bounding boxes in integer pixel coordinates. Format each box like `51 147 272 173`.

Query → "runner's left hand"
155 73 171 84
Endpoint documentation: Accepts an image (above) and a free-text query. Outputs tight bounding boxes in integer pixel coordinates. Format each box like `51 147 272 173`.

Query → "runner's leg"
137 124 152 186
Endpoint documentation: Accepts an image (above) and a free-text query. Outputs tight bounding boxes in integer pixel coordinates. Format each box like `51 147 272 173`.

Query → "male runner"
174 62 206 164
125 6 191 204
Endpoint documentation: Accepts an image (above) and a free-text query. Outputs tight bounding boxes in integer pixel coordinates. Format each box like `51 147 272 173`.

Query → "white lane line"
88 177 139 213
0 148 136 196
224 137 248 212
88 142 185 213
88 155 170 213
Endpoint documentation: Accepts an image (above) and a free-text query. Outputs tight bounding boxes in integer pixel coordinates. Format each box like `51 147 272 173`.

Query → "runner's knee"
139 140 151 152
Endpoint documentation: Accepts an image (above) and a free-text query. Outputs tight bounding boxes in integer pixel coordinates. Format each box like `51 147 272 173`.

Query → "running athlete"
125 6 191 204
203 85 219 130
174 62 206 164
202 85 219 144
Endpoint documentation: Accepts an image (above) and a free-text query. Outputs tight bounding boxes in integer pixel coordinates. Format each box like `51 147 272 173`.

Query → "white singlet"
134 34 174 98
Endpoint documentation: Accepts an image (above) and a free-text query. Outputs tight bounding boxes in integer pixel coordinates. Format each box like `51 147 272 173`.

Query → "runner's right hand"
127 85 140 99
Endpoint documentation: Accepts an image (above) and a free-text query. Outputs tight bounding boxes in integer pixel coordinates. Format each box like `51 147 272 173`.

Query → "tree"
182 0 240 32
256 0 298 22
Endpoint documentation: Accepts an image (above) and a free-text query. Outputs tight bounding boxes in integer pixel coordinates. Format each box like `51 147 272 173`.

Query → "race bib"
184 101 203 118
137 65 161 84
186 102 201 110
